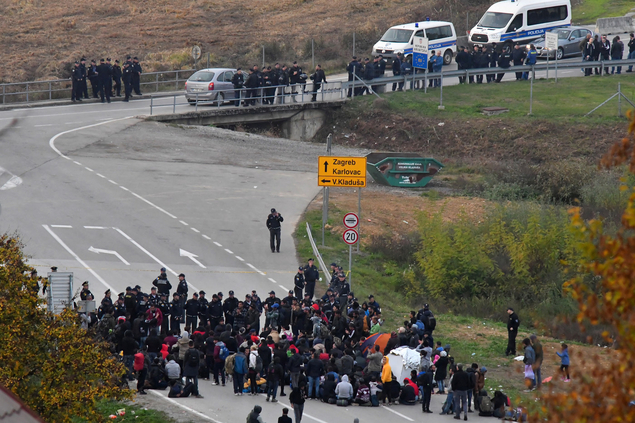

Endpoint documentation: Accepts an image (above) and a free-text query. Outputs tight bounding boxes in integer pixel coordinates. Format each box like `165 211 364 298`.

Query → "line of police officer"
71 56 143 103
229 62 329 106
346 55 389 97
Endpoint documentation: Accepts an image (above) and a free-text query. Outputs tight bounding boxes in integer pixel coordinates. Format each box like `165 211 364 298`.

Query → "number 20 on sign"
343 229 359 245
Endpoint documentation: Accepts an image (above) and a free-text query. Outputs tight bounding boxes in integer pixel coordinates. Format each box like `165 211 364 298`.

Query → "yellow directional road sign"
318 156 367 188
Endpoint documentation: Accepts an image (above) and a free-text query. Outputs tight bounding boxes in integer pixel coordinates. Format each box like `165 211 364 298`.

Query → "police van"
469 0 571 52
373 21 457 65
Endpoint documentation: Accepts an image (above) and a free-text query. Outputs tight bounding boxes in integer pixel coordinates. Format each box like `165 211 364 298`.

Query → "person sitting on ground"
354 379 371 405
165 354 181 383
321 373 337 403
246 405 265 423
168 379 194 398
400 378 418 405
492 390 509 418
335 374 353 403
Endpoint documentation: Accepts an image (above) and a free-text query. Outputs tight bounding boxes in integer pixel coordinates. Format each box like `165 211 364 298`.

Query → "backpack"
479 398 494 416
427 315 437 331
218 342 230 360
320 323 330 339
250 352 263 373
187 349 200 367
225 353 236 375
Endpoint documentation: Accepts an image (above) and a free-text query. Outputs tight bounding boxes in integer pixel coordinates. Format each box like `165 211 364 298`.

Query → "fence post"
156 73 159 92
150 96 153 115
173 95 176 113
618 82 622 117
175 71 179 91
26 83 29 102
48 82 52 100
529 66 534 115
439 73 444 109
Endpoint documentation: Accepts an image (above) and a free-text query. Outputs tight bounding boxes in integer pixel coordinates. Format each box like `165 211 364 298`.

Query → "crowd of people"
581 33 634 76
70 56 143 103
58 256 562 423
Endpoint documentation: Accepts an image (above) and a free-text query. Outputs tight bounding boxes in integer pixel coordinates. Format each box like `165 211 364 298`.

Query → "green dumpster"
366 153 444 188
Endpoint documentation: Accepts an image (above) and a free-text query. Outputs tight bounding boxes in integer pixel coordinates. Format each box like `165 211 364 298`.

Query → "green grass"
72 400 183 423
356 75 635 122
573 0 634 24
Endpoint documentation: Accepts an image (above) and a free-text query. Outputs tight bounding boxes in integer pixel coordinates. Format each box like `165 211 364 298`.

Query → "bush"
367 232 420 265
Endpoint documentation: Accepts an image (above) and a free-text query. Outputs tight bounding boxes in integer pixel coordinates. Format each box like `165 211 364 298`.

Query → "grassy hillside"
1 0 491 82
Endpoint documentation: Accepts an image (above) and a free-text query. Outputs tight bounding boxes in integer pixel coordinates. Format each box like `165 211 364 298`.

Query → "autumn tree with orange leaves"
535 112 635 421
0 235 132 422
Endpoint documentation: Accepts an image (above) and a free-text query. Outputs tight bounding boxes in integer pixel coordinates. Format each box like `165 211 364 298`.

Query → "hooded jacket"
335 374 353 398
247 405 264 423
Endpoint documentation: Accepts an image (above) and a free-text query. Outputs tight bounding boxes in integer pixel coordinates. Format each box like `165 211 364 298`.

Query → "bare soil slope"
1 0 490 82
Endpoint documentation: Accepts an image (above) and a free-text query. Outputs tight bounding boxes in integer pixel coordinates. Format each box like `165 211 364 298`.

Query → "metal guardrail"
305 222 329 286
0 69 197 104
149 82 344 115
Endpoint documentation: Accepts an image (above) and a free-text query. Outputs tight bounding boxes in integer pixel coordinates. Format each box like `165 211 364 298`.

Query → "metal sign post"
343 226 359 288
322 134 333 246
413 36 428 93
545 32 558 81
191 46 202 69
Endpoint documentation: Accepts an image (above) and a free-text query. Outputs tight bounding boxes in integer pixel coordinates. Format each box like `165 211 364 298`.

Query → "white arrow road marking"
179 248 206 269
0 166 23 191
88 246 130 265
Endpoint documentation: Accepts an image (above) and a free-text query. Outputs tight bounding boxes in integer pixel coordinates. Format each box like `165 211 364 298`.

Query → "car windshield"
189 71 215 82
381 29 413 43
477 12 513 29
555 29 571 39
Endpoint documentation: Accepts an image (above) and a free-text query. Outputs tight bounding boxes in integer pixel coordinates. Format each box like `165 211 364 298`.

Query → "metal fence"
0 69 196 104
149 82 344 114
146 59 635 116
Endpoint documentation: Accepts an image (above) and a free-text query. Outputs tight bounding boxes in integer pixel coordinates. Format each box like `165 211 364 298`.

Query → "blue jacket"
234 352 248 375
556 348 570 365
526 49 538 65
432 56 443 72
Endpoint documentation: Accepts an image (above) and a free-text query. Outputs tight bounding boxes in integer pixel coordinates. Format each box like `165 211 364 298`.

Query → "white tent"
387 347 421 384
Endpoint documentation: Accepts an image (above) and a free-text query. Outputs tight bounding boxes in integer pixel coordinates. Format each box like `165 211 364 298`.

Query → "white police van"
373 21 457 65
469 0 571 52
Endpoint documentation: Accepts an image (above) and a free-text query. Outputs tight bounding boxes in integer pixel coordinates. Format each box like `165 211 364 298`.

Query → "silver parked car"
533 26 594 60
185 68 236 105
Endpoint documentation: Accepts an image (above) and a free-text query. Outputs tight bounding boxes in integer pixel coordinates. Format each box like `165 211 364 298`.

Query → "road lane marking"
34 124 53 127
85 167 94 172
268 397 329 423
268 278 277 283
120 186 129 191
108 179 118 185
381 405 414 421
88 246 130 265
224 248 233 254
235 256 244 261
42 225 114 292
179 220 189 226
191 228 200 233
279 285 288 291
49 116 134 158
147 390 224 423
129 192 178 219
180 248 206 269
202 235 211 240
84 226 107 229
50 224 72 228
96 173 106 178
213 242 222 247
73 161 82 165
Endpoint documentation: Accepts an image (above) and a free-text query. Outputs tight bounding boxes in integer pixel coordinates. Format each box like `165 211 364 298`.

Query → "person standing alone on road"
310 65 326 102
506 307 520 356
267 208 284 253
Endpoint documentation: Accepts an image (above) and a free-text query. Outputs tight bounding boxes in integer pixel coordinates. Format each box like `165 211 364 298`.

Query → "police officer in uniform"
346 56 361 97
497 48 512 83
310 64 326 102
184 292 200 329
122 61 133 102
132 57 143 95
176 273 188 319
266 208 284 253
169 292 182 332
96 59 111 103
112 59 122 97
455 47 470 84
512 43 526 81
114 293 127 318
152 267 172 298
263 66 275 105
223 290 238 326
198 291 209 328
293 266 304 300
158 293 171 334
244 67 260 107
391 53 402 91
124 286 137 317
71 61 83 102
303 258 319 300
231 68 244 107
289 61 303 97
80 281 93 300
79 58 89 99
87 60 100 98
207 294 223 329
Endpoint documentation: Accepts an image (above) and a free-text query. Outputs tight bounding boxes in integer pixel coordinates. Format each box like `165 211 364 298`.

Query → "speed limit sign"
343 229 359 245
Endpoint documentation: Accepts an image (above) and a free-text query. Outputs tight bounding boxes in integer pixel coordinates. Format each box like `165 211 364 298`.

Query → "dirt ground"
307 186 489 242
